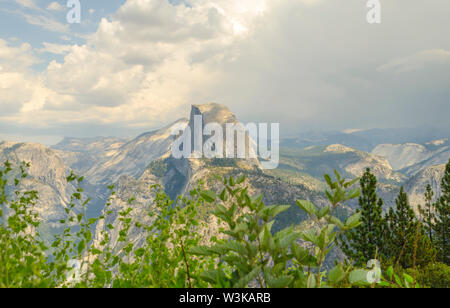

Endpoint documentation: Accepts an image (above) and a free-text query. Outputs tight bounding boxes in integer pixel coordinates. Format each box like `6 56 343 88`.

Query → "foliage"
189 171 369 288
406 262 450 288
378 265 420 288
0 160 446 288
433 159 450 265
0 161 56 287
384 187 435 268
147 160 168 178
419 184 435 243
339 168 386 266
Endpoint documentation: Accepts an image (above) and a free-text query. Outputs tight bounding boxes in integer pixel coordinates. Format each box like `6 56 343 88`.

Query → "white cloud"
39 42 73 54
47 2 65 12
14 0 39 10
1 0 450 137
19 12 69 33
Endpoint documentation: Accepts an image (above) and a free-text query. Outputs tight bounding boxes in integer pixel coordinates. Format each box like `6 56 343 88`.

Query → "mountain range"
1 103 448 247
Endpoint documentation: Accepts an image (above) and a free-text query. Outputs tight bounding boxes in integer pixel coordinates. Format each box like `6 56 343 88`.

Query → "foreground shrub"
1 161 441 288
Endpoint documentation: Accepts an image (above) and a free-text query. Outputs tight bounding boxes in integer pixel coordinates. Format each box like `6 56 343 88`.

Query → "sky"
0 0 449 145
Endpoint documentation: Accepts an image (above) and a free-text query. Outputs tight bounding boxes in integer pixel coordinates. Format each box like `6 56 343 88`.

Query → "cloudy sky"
0 0 449 144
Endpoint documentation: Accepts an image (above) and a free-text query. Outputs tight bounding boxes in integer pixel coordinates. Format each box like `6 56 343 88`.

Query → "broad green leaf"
296 200 317 216
328 264 345 284
345 212 362 229
267 275 294 288
327 216 345 230
200 190 216 203
347 188 360 200
317 206 330 219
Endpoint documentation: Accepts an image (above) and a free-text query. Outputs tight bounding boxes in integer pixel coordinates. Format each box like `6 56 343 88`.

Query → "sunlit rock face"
0 142 77 227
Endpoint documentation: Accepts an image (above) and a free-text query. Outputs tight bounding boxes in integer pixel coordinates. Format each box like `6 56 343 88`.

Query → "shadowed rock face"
188 103 260 163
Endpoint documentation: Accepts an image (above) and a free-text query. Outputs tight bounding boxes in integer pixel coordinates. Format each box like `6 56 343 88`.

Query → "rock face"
53 136 129 174
372 141 450 176
0 142 77 227
325 145 406 183
404 164 446 212
372 143 432 170
277 144 406 184
84 119 189 185
0 103 447 255
92 104 329 252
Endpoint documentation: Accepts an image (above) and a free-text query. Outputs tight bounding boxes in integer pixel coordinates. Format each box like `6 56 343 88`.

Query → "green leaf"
403 273 413 284
394 274 403 287
77 240 86 254
259 205 290 220
188 246 214 256
296 200 317 216
328 264 345 284
403 273 414 288
200 190 216 203
378 281 391 287
259 221 275 243
347 188 360 200
386 266 394 280
135 248 145 257
327 216 345 230
267 275 294 288
219 189 228 202
323 174 333 188
317 206 330 219
199 270 220 285
278 230 301 250
301 229 319 246
236 174 246 184
345 212 362 229
236 267 260 288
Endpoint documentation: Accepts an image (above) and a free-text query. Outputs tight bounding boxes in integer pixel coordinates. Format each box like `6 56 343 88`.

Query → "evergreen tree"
339 168 386 266
419 184 435 242
434 159 450 265
385 187 435 268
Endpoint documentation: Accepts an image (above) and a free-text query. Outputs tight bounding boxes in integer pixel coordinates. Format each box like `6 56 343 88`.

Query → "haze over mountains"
0 103 448 243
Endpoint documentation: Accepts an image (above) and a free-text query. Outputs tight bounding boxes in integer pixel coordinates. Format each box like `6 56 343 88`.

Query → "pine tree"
433 159 450 265
419 184 435 242
385 187 435 268
339 168 386 266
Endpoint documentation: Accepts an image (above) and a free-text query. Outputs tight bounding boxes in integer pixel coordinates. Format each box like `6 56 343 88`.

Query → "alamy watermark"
366 259 382 283
367 0 381 24
66 0 81 24
66 1 380 25
170 115 279 170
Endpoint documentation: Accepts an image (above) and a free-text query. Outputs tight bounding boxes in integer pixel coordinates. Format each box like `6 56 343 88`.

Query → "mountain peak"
190 103 237 126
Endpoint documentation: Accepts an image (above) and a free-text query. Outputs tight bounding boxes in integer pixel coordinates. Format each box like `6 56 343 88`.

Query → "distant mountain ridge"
372 139 450 176
0 104 448 244
282 126 449 152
